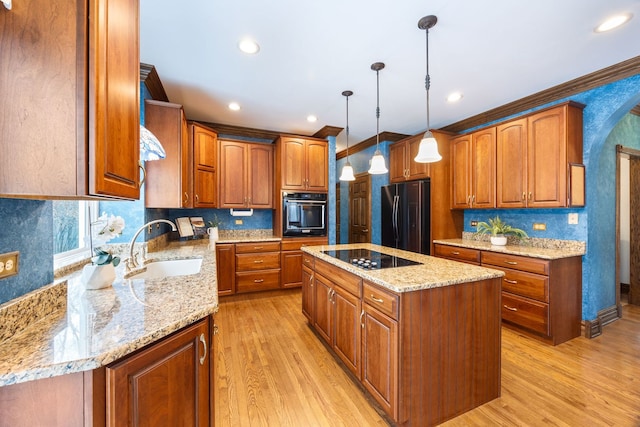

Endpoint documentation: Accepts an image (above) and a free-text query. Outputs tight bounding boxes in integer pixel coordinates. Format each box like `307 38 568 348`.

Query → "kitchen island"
0 240 218 426
301 243 505 426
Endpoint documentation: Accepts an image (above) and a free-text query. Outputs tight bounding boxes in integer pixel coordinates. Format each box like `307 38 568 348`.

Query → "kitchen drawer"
315 258 361 297
236 252 281 271
502 292 549 336
363 281 399 320
492 266 549 302
481 252 549 275
236 269 281 293
235 241 281 254
281 237 327 251
302 253 315 269
434 244 480 265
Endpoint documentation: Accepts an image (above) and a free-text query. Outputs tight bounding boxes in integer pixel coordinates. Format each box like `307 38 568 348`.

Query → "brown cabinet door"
471 127 496 208
496 118 528 208
192 125 217 207
527 107 567 207
332 286 361 379
313 274 333 345
216 244 236 296
302 266 314 322
389 142 408 183
280 137 306 190
450 134 472 209
106 318 210 427
306 139 329 192
281 250 303 288
219 140 248 208
361 304 398 420
248 144 274 207
407 136 430 180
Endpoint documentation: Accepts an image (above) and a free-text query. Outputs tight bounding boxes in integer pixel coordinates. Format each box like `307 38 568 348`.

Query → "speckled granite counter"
0 240 218 387
433 238 586 259
302 243 504 293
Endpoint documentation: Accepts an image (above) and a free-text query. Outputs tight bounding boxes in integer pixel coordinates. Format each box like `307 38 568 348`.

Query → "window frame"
53 200 99 269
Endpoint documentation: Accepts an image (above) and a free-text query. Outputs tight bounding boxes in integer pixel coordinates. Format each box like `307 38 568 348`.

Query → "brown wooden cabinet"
107 317 212 426
234 242 281 293
0 0 140 199
497 102 584 208
215 243 236 296
219 139 273 208
389 135 430 183
281 237 328 288
275 136 328 192
434 243 582 345
192 123 218 208
302 261 314 322
450 128 496 209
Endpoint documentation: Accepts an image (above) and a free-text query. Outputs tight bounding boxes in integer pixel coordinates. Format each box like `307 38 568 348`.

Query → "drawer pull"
503 278 518 284
503 305 518 312
451 251 460 255
505 261 518 265
370 295 384 304
254 279 264 283
254 260 264 264
253 246 263 250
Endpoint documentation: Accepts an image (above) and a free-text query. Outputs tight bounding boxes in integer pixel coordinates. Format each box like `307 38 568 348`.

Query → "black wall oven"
282 192 327 236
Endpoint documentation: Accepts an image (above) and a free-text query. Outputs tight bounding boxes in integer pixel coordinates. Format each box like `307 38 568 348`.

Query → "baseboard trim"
584 304 621 339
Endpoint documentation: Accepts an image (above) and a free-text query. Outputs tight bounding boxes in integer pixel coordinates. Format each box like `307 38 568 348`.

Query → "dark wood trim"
631 105 640 116
584 318 602 339
336 132 410 160
313 126 343 139
140 63 169 102
442 55 640 134
584 304 622 338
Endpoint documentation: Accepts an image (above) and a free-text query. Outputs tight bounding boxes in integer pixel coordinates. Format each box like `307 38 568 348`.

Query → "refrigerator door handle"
393 195 399 241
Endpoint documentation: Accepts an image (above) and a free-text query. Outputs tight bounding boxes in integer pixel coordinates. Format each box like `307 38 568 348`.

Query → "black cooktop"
322 248 422 270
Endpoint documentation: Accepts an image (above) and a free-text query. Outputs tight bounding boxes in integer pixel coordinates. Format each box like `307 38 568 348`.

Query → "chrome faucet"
127 219 177 270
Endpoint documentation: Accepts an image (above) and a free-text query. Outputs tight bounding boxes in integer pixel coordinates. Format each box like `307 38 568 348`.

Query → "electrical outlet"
235 219 243 225
532 223 546 231
0 251 19 279
568 213 579 225
470 220 478 227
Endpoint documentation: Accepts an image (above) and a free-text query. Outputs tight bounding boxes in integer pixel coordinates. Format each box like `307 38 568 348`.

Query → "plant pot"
81 263 116 290
207 226 219 241
490 235 508 246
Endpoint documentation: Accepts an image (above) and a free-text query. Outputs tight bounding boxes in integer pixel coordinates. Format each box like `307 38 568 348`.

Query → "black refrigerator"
381 179 431 254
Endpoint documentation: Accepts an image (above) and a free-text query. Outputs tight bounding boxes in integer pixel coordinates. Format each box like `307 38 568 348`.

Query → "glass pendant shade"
414 130 442 163
339 161 356 181
368 150 388 174
139 125 166 161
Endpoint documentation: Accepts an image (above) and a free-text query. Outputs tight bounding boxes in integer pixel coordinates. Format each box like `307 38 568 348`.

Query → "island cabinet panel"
281 237 328 289
302 265 314 322
107 317 211 427
304 253 502 426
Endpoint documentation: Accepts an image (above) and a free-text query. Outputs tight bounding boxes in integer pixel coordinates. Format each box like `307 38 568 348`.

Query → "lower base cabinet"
304 254 501 426
0 316 215 427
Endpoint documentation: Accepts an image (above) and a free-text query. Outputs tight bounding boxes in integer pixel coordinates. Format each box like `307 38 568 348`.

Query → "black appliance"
381 179 431 254
282 192 327 237
322 248 422 270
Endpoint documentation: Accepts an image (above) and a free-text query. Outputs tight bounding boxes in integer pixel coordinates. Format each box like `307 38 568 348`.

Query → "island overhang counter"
301 243 505 427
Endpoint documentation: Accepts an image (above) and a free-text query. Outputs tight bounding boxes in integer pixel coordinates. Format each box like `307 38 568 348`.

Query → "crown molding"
336 131 409 160
140 63 169 102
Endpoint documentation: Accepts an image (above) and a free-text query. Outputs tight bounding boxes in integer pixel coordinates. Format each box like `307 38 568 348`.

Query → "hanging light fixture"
368 62 388 174
414 15 442 163
339 90 356 181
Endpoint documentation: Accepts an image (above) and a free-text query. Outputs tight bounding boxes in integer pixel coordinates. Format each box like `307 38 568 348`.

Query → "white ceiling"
140 0 640 151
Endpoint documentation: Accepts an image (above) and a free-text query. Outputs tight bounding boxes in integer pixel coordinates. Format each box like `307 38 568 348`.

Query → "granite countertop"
0 240 219 387
433 238 586 259
302 243 504 293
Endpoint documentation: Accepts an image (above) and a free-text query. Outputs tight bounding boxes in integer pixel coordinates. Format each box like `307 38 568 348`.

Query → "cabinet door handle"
528 192 532 200
184 192 189 205
503 305 518 312
195 194 199 202
467 195 471 206
503 278 518 284
370 295 384 304
505 261 518 265
471 195 476 205
360 309 365 329
309 272 314 286
199 333 207 365
522 192 526 201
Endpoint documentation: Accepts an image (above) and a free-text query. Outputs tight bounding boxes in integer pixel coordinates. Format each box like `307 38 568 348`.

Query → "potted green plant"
475 216 528 246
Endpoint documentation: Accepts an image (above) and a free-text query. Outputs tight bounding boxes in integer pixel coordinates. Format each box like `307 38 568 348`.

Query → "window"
53 200 98 268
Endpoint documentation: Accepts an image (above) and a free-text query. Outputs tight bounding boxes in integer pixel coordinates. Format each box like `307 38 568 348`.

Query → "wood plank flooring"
214 289 640 426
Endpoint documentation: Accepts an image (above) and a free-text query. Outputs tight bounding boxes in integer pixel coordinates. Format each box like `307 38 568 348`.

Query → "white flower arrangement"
90 213 125 266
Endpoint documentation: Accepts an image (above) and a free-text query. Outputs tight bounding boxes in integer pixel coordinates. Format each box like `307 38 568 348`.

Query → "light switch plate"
568 213 579 224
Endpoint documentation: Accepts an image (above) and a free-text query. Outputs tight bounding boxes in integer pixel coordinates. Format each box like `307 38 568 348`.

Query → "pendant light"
339 90 356 181
414 15 442 163
368 62 388 174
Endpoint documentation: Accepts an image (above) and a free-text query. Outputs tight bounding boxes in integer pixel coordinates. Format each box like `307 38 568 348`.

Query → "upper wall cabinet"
191 123 218 208
450 127 496 209
275 136 328 193
389 135 430 183
496 102 585 208
0 0 140 199
219 139 274 208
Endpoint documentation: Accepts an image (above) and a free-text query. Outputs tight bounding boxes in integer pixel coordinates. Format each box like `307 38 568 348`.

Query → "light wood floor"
214 289 640 426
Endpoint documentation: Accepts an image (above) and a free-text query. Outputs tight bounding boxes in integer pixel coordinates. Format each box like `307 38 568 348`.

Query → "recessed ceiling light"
595 13 632 33
238 38 260 54
306 115 318 123
228 102 241 111
447 92 463 103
